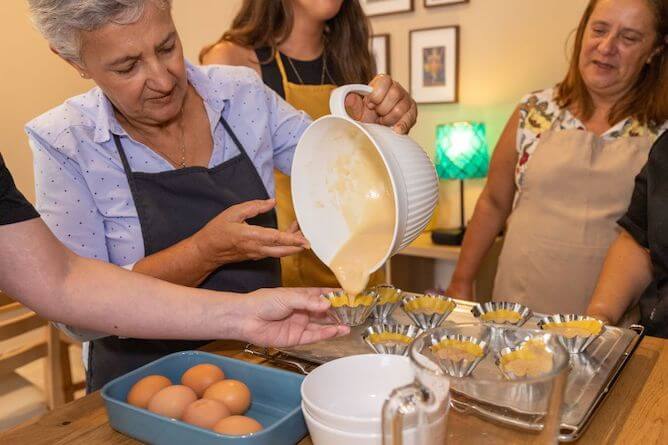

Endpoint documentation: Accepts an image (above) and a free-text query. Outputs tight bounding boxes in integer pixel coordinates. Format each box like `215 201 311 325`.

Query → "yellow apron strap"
272 49 386 287
274 51 291 93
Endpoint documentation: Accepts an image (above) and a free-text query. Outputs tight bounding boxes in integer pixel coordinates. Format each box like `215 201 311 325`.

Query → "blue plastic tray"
101 350 307 445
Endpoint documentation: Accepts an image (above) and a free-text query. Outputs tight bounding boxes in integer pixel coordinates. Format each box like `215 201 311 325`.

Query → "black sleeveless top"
254 47 339 99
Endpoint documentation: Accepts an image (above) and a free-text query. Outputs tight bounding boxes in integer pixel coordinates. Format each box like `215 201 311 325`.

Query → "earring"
80 72 87 78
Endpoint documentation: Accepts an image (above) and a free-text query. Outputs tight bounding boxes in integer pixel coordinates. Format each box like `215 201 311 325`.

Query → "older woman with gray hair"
26 0 417 391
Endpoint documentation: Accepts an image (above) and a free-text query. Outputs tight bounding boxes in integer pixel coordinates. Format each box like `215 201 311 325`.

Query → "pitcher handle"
329 84 374 119
382 382 429 445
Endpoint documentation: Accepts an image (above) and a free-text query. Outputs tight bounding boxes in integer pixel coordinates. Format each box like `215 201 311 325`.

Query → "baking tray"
256 297 643 442
101 351 307 445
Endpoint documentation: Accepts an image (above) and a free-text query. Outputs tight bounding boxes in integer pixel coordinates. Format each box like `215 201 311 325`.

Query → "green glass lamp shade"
435 122 489 180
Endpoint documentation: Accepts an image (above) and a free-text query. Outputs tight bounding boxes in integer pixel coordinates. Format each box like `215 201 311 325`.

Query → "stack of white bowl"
301 354 443 445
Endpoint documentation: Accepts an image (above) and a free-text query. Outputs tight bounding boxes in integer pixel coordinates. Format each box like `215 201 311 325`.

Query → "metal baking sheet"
275 297 643 442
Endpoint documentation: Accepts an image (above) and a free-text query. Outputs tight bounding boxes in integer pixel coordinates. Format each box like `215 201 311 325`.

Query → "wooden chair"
45 325 85 406
0 292 83 420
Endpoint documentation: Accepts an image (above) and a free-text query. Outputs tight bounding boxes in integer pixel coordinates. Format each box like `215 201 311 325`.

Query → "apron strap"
219 117 251 160
112 134 134 177
274 50 291 92
112 133 156 261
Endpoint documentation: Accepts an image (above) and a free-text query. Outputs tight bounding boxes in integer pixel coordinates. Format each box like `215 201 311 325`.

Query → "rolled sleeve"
30 137 110 261
618 163 648 248
262 82 311 175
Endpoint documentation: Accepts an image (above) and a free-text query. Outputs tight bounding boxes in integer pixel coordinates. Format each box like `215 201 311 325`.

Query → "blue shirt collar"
93 60 228 144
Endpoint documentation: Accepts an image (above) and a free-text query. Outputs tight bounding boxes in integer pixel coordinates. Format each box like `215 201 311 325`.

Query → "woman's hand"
344 74 418 135
445 279 474 301
193 199 310 266
232 287 350 347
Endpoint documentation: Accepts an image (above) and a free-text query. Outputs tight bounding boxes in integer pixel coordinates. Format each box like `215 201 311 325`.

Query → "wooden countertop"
2 337 666 444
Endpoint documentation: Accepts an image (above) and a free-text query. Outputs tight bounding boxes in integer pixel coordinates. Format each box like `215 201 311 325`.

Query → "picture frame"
409 25 459 104
424 0 469 7
370 34 391 75
359 0 413 17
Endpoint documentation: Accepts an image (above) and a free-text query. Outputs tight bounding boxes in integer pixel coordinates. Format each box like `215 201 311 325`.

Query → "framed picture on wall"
424 0 469 7
360 0 413 17
409 26 459 104
370 34 391 75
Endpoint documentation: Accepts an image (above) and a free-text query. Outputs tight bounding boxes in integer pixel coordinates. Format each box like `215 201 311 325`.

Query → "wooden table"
2 337 666 444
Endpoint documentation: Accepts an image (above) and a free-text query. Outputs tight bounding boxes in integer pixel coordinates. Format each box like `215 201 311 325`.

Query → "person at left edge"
25 0 417 392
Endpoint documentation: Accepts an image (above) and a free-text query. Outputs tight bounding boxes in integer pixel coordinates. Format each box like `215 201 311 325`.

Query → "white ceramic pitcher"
291 84 438 273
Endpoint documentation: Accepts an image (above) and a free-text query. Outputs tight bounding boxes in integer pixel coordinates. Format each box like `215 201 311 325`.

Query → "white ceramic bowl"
301 354 414 433
291 84 439 271
303 402 446 445
303 402 381 445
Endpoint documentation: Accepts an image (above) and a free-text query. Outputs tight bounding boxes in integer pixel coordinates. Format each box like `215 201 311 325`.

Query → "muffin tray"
253 296 643 442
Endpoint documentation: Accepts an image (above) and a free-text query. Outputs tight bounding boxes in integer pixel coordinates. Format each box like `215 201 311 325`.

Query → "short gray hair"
28 0 172 63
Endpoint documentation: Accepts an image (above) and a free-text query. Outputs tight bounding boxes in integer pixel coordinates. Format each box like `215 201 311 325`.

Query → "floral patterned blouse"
514 87 667 190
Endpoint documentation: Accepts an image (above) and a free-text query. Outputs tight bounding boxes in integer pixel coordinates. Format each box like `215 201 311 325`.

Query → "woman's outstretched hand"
231 287 350 347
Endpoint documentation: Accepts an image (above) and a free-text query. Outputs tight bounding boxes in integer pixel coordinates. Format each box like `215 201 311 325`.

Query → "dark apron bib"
86 117 280 392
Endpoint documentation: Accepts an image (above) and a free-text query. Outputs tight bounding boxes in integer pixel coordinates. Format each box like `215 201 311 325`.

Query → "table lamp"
431 121 489 245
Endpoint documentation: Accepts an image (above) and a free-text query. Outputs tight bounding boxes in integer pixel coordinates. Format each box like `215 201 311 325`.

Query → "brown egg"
202 379 252 415
182 399 231 430
147 385 197 419
181 363 225 397
127 375 172 409
213 415 263 436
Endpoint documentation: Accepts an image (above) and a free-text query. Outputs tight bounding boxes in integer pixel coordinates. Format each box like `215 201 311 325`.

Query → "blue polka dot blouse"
25 61 311 267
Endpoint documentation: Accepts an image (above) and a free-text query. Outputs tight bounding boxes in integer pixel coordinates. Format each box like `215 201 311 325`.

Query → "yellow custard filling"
480 309 522 324
432 339 484 362
367 332 413 345
404 296 455 315
329 292 375 308
543 319 603 338
376 287 402 305
500 339 553 378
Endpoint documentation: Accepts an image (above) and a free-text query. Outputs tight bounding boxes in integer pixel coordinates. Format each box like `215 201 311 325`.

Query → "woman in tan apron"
493 113 654 314
200 0 387 288
446 0 668 315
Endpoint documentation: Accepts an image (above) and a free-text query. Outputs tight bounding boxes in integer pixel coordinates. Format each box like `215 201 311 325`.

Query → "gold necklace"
151 117 186 169
285 49 329 85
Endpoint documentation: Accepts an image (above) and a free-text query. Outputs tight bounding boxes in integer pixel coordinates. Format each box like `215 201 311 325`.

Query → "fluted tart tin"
371 284 404 322
496 338 556 380
362 323 421 356
537 314 606 354
401 293 456 329
322 290 379 327
471 301 533 326
428 333 488 377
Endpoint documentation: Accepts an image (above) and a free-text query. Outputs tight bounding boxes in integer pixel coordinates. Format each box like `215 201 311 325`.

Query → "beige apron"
273 52 386 287
493 126 651 314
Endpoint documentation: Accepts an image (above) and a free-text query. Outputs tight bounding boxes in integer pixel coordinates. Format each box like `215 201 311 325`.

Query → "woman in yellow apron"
201 0 387 287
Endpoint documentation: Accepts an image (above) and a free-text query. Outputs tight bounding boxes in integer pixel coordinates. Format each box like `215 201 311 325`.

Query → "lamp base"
431 228 465 246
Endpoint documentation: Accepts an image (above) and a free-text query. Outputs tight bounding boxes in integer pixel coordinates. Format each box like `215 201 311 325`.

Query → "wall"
1 0 586 219
368 0 588 227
